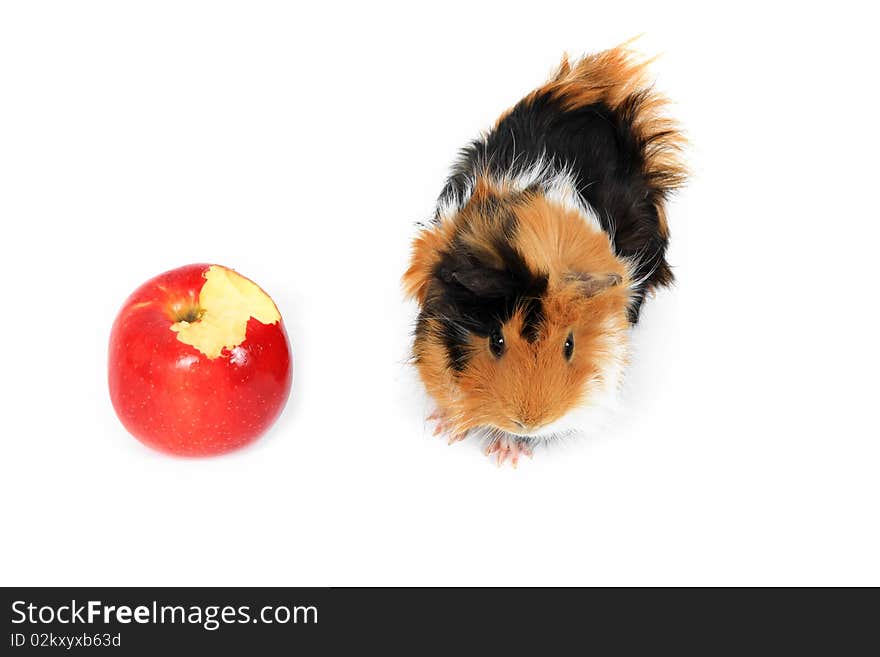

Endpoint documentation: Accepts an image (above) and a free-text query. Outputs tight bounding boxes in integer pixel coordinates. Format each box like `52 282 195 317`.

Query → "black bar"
2 587 876 653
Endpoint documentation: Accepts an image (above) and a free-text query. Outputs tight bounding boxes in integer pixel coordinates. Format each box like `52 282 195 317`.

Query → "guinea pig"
403 43 687 465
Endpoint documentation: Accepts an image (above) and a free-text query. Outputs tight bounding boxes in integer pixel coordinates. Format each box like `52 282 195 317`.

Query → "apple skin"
108 263 292 456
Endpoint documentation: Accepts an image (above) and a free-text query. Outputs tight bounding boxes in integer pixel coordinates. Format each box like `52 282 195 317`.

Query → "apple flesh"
108 264 292 456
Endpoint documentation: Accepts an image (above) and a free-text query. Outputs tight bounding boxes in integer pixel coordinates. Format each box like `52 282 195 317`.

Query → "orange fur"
403 219 455 304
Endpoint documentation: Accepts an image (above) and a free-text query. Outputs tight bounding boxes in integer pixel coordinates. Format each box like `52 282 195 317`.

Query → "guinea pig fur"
403 43 687 466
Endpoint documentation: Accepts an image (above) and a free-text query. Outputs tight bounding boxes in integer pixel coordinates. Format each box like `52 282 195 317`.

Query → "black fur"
418 208 549 373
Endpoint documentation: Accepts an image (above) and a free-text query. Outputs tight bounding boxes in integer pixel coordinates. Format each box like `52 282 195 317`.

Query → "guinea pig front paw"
427 410 468 445
486 435 533 468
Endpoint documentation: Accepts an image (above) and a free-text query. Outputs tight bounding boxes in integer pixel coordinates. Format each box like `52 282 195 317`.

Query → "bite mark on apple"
170 265 281 359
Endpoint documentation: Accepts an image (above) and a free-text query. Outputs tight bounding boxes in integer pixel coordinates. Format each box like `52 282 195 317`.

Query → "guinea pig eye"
488 328 506 358
563 332 575 361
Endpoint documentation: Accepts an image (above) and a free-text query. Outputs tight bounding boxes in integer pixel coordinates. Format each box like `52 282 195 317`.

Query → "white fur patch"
437 151 604 234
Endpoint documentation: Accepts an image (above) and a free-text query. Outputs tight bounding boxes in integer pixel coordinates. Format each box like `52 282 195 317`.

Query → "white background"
1 1 878 586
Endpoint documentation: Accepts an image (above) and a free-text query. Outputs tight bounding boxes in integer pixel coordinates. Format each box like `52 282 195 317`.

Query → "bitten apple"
108 264 292 455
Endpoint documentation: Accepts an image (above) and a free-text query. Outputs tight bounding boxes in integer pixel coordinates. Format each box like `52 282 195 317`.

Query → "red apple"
108 263 292 456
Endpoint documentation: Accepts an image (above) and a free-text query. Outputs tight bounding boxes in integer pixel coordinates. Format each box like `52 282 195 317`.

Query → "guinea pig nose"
514 420 527 430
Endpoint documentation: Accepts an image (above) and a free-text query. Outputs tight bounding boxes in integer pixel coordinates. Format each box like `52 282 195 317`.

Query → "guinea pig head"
406 188 633 439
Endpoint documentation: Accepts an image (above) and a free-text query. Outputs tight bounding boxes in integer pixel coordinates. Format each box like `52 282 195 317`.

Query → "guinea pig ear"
439 263 511 298
566 271 623 297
